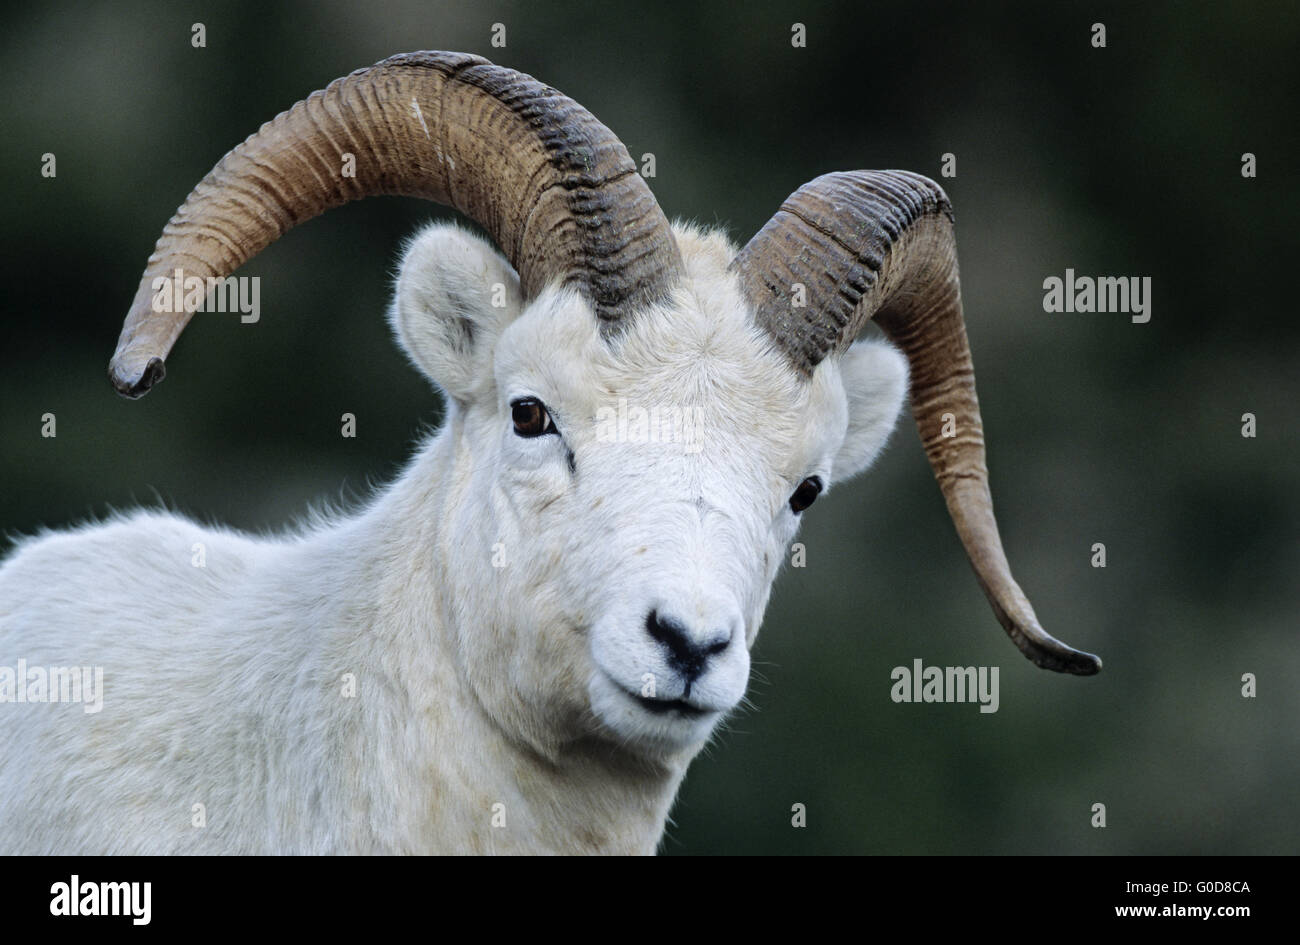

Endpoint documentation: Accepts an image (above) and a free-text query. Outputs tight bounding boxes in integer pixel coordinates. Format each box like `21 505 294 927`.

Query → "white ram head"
108 51 1100 756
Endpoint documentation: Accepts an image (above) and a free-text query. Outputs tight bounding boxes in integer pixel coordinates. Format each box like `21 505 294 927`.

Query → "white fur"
0 222 908 854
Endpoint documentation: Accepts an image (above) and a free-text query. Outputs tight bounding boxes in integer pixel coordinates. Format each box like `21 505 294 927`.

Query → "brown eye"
511 398 556 438
789 476 823 513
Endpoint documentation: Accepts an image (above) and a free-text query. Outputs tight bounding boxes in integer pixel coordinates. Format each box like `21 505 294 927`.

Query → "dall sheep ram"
0 51 1100 855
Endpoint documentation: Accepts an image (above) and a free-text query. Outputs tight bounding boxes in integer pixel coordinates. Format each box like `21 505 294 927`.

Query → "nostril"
704 635 731 657
646 609 691 661
645 609 670 646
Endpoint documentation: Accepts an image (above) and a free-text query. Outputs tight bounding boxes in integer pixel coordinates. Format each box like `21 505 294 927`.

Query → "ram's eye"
511 398 557 438
788 476 823 513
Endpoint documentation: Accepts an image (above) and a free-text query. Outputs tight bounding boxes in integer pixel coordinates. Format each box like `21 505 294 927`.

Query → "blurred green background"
2 1 1296 854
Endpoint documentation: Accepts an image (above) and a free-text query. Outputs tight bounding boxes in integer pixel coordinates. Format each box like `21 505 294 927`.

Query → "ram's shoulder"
1 509 262 581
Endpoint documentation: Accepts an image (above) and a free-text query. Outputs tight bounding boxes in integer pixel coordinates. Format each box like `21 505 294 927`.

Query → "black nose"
646 609 732 683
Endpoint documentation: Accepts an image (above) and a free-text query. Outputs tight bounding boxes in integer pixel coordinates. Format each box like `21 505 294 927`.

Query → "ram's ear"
389 223 524 402
831 337 910 481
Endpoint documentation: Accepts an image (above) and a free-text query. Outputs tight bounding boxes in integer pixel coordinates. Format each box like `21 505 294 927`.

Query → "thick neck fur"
294 421 691 854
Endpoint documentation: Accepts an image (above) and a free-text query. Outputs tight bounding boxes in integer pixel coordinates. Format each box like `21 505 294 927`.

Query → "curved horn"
732 171 1100 675
111 50 681 397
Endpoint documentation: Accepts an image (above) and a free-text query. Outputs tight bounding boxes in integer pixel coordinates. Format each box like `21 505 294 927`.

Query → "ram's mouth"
631 692 710 718
593 669 723 728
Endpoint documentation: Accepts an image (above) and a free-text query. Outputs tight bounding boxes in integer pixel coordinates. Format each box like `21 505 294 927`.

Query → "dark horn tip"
1029 643 1102 676
109 356 165 399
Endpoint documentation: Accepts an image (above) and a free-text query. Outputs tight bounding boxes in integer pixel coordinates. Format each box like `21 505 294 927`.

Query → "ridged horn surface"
733 171 1100 675
111 50 681 397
